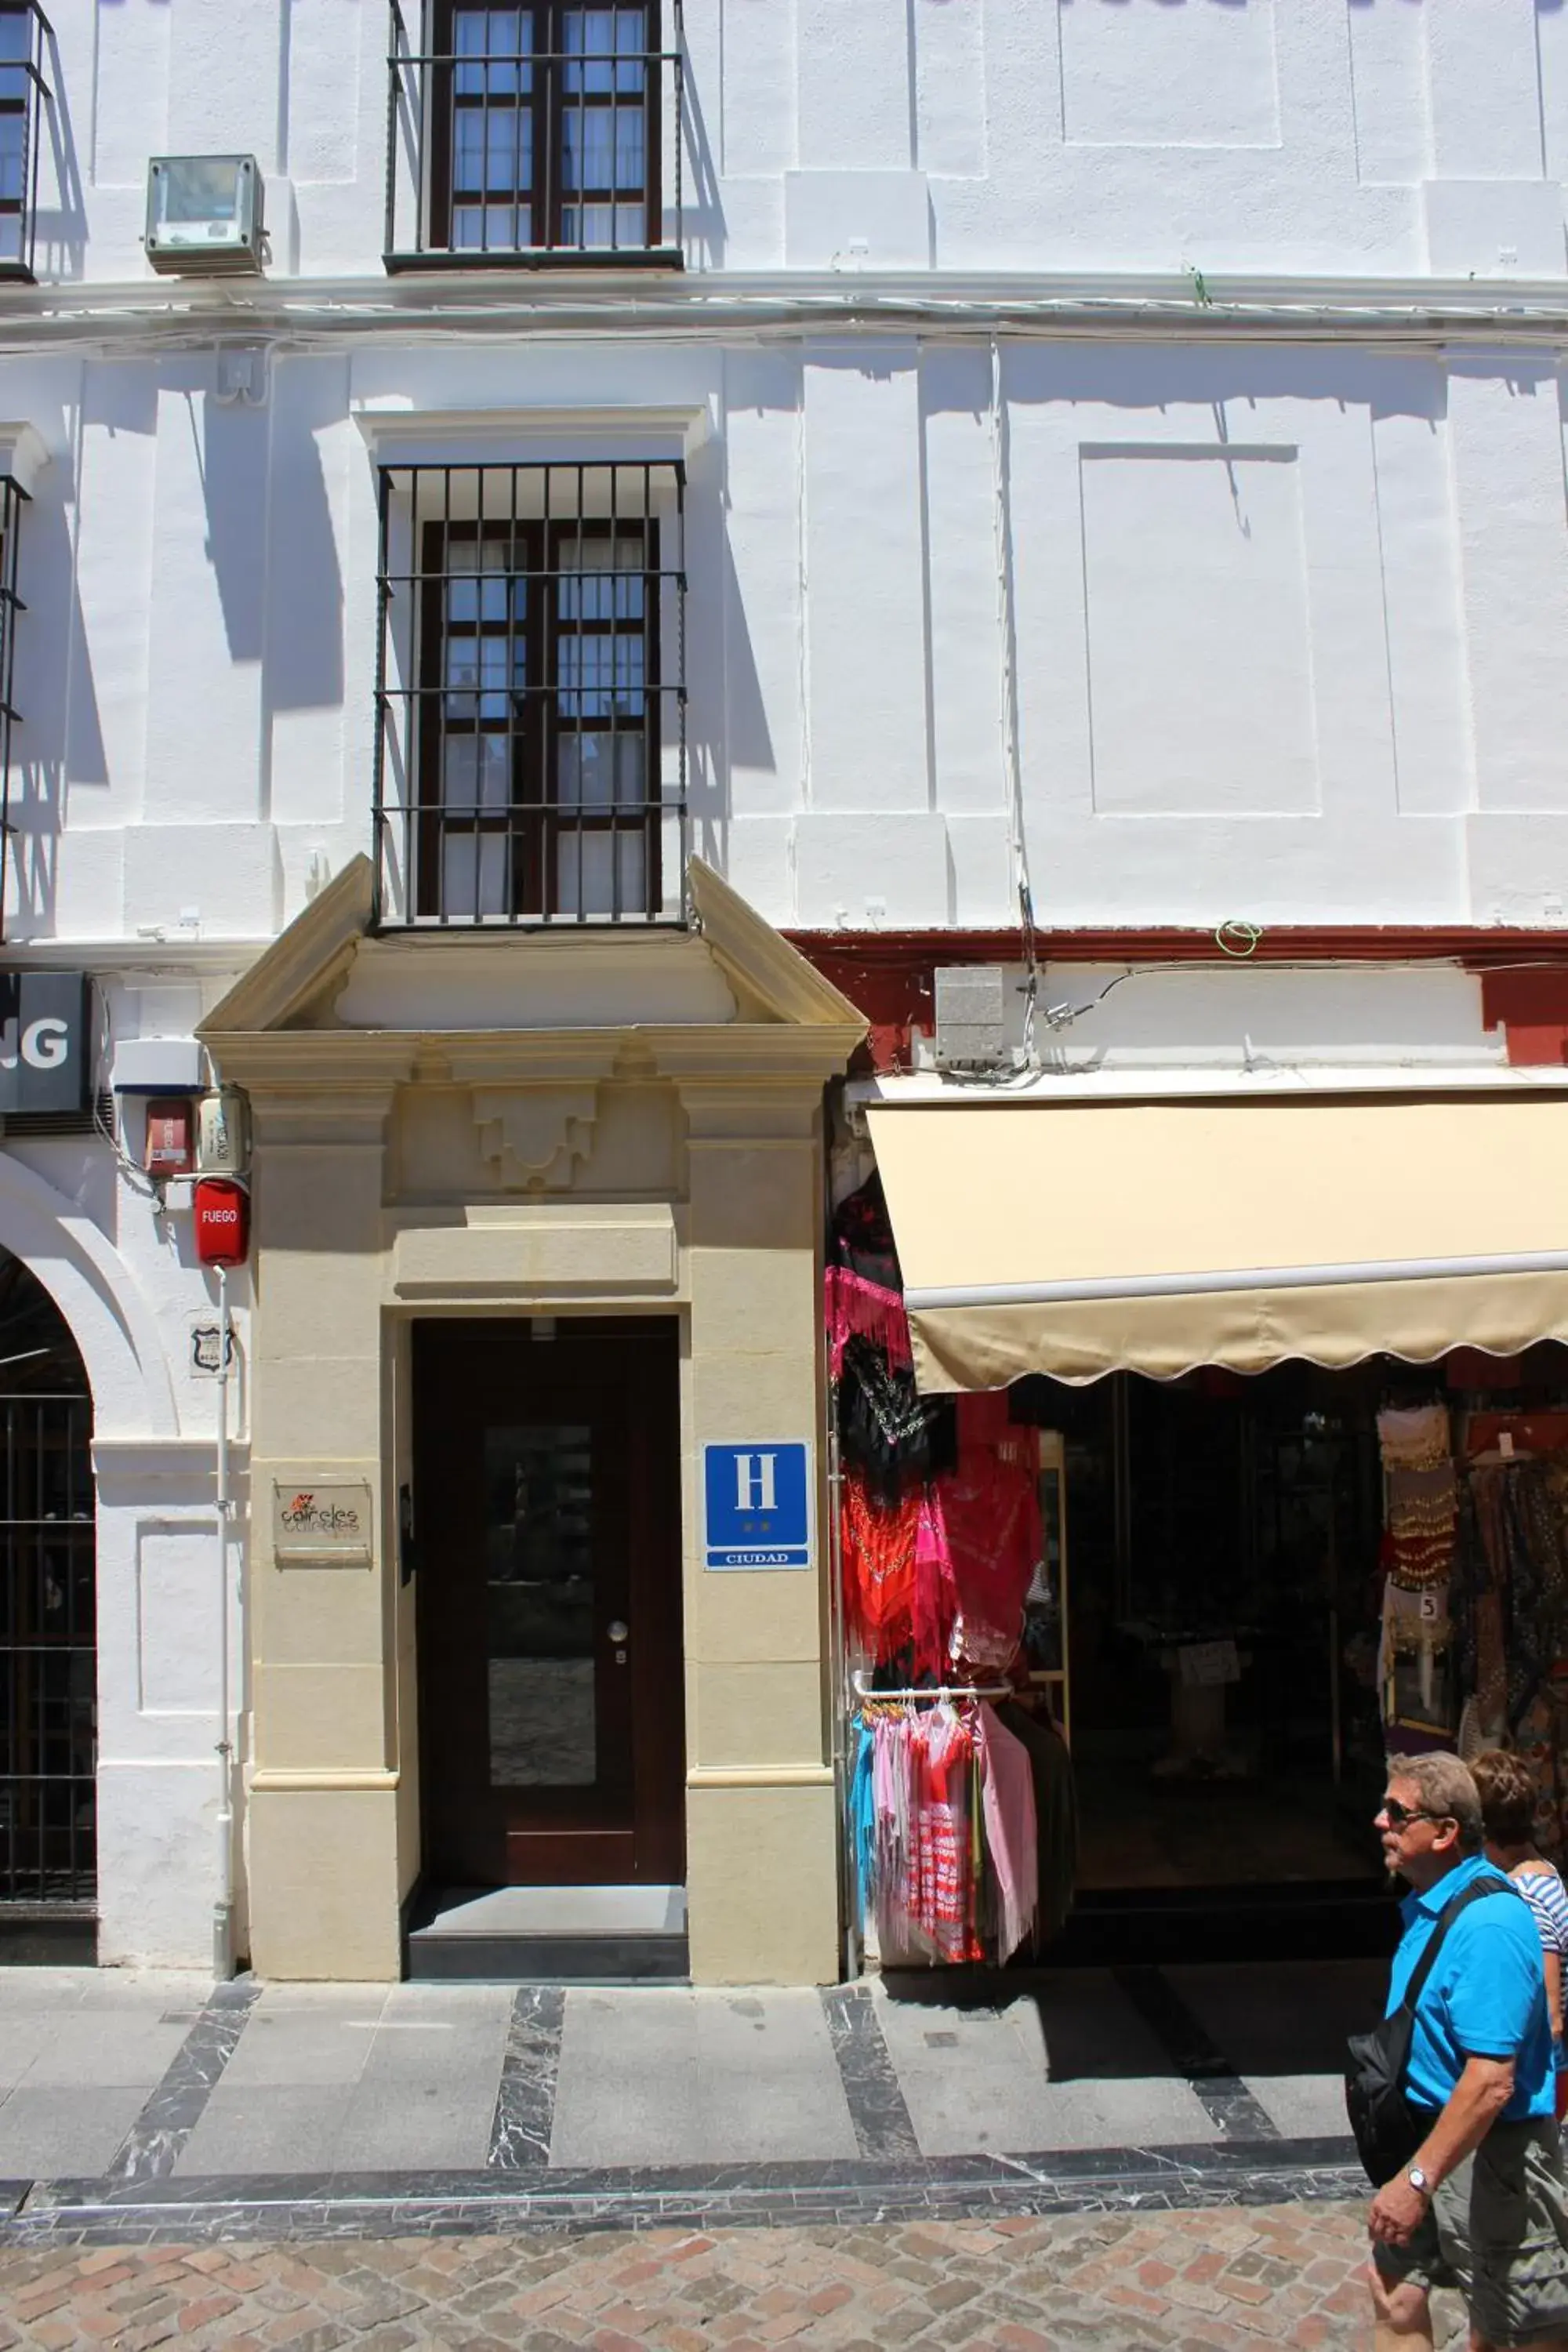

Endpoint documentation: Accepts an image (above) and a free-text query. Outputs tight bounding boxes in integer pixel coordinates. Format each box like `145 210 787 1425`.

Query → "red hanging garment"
927 1427 1040 1674
840 1474 920 1660
912 1706 982 1963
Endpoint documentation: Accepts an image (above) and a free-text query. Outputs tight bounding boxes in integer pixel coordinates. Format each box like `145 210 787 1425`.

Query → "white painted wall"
0 963 254 1967
5 335 1568 942
27 1 1568 278
0 1 1559 944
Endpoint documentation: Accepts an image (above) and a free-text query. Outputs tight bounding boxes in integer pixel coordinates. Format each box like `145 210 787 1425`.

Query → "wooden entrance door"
413 1317 684 1887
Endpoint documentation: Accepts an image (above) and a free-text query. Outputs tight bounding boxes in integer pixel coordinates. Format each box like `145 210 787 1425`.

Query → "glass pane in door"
484 1424 595 1786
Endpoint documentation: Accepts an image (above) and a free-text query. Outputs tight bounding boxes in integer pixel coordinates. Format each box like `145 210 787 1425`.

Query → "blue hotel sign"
702 1442 812 1570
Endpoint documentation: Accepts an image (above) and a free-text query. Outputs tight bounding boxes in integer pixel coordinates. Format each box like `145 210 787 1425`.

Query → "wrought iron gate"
0 1393 94 1902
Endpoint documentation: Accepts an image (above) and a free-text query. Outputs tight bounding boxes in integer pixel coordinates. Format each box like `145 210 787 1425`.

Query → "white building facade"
0 0 1566 1976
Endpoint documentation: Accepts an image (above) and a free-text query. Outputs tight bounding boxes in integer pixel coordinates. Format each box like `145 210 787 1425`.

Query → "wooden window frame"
423 1 662 260
414 513 662 923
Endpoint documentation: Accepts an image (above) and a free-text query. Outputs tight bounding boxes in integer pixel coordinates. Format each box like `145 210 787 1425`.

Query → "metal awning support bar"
906 1247 1568 1315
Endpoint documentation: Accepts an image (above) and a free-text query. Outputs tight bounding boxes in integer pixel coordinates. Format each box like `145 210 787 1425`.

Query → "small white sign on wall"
272 1479 373 1566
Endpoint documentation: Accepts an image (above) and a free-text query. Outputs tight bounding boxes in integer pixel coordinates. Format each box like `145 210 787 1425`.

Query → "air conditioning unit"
933 965 1010 1073
146 156 264 275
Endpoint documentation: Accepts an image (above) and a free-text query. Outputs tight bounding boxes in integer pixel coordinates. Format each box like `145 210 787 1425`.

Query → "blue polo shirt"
1388 1856 1555 2120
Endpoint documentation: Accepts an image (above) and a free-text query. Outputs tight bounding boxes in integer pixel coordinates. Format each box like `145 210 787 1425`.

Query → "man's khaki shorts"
1374 2118 1568 2349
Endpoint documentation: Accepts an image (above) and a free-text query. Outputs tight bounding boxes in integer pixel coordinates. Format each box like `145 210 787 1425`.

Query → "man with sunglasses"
1369 1750 1568 2351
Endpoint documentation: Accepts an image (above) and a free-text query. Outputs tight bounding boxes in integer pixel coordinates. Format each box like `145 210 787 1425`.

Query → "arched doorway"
0 1249 95 1909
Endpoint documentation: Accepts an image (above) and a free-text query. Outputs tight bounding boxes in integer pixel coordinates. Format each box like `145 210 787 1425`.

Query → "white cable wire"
89 984 160 1201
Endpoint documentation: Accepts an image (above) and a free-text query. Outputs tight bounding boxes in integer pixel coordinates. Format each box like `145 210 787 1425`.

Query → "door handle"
608 1621 629 1643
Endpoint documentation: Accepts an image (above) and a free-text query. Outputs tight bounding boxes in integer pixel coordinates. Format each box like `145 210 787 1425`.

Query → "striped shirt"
1515 1863 1568 1960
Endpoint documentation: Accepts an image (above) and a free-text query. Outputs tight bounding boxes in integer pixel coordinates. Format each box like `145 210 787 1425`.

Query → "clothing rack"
851 1668 1012 1704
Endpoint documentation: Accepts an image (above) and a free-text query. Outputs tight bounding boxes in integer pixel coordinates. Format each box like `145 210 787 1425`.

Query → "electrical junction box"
143 1098 196 1179
146 156 264 275
933 965 1010 1072
111 1036 202 1094
197 1086 251 1178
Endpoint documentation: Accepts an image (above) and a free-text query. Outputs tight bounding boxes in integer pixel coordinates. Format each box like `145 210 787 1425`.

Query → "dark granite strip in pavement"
1112 1963 1281 2140
1 2140 1365 2246
488 1983 566 2170
821 1982 922 2161
103 1978 261 2184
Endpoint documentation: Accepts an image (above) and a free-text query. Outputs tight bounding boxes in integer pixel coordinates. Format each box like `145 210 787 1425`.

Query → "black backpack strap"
1398 1872 1516 2020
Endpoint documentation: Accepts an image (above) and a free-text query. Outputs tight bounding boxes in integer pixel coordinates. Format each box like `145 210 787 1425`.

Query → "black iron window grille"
0 1390 93 1904
0 4 49 283
0 475 27 942
385 2 681 267
373 459 688 927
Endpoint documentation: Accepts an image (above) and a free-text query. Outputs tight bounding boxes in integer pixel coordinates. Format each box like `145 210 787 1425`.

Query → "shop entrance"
1042 1363 1388 1898
413 1317 684 1889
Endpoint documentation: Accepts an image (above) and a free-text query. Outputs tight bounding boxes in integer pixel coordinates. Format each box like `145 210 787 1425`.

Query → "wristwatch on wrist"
1406 2165 1432 2199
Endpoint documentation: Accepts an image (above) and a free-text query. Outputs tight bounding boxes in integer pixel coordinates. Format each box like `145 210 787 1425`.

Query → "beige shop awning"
866 1093 1568 1392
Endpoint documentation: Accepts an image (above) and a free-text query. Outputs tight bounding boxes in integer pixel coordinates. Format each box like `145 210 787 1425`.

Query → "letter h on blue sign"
702 1443 810 1570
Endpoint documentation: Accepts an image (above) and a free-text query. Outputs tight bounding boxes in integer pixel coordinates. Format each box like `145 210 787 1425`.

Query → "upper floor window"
373 459 688 927
386 2 681 267
0 5 49 282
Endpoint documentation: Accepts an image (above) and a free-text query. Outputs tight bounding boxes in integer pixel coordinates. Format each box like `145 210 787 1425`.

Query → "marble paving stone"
1112 1963 1279 2138
1167 1956 1389 2079
875 1980 1218 2158
489 1984 564 2169
0 2084 152 2177
820 1982 920 2161
0 2023 67 2092
333 2077 498 2174
0 1973 106 2020
170 2084 353 2178
213 1985 387 2088
334 1984 512 2173
104 1980 260 2184
17 2010 194 2090
72 1973 215 2013
0 2149 1373 2247
1249 2070 1363 2139
697 1987 858 2161
550 1987 858 2169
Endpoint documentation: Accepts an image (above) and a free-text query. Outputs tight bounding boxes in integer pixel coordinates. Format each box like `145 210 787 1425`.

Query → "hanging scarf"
837 1336 932 1504
840 1474 920 1660
825 1266 913 1381
978 1704 1039 1963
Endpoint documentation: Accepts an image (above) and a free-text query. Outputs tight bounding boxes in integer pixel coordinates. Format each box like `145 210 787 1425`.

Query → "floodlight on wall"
145 156 265 275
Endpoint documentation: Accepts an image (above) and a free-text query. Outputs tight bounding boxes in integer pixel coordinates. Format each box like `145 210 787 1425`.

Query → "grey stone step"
407 1886 689 1982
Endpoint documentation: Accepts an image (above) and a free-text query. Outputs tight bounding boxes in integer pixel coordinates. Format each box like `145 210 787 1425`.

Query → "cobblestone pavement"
0 2201 1466 2350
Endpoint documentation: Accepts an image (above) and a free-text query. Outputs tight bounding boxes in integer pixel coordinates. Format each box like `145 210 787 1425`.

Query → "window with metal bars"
373 460 687 926
386 2 681 266
0 1250 94 1910
0 476 27 942
0 4 49 283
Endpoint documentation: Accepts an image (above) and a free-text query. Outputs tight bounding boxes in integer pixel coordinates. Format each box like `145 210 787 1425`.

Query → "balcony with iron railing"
384 2 683 270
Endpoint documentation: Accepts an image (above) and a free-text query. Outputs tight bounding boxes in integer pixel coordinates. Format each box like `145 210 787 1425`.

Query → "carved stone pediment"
473 1087 600 1192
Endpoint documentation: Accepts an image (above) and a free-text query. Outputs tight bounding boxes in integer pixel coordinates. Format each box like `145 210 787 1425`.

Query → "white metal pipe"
212 1264 234 1980
850 1669 1013 1704
906 1248 1568 1313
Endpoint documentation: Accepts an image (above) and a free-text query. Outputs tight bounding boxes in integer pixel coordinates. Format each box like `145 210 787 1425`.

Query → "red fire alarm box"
144 1097 196 1178
194 1176 249 1267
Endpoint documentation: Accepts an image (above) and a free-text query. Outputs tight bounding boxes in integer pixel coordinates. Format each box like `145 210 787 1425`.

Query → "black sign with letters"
0 974 90 1115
